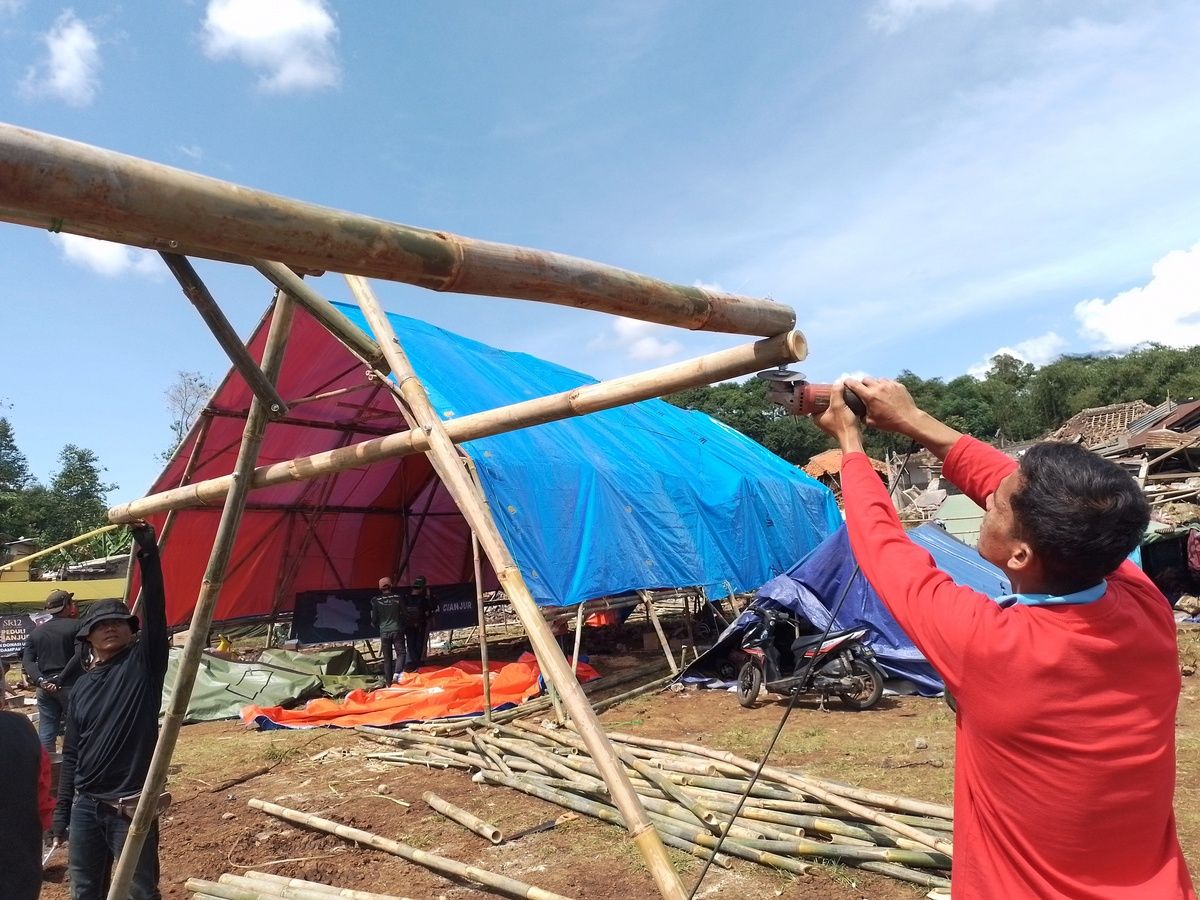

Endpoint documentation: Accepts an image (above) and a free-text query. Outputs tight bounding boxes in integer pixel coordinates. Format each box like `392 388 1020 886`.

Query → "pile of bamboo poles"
358 721 953 891
185 870 413 900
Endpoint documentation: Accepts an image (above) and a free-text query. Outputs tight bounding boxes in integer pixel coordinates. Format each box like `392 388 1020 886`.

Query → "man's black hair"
1010 441 1150 593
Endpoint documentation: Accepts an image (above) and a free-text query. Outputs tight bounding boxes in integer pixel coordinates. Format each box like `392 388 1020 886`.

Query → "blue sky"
1 0 1199 504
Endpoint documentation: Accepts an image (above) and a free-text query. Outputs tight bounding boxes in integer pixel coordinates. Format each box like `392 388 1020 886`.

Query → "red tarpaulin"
145 304 494 627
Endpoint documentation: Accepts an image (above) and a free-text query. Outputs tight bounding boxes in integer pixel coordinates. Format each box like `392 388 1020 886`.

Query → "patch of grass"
815 861 859 889
262 743 300 764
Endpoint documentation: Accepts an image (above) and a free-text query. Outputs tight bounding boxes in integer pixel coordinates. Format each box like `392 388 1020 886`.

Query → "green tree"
666 379 834 464
0 417 35 540
42 446 117 547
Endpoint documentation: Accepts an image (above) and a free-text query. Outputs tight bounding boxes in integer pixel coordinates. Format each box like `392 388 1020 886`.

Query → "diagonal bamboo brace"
346 274 687 900
104 293 297 900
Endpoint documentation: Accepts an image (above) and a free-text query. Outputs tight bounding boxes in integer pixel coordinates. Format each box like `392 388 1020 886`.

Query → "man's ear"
1006 540 1035 573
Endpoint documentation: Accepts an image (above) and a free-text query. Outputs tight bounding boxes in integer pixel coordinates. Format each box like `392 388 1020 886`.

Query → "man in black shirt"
23 588 80 753
370 577 405 685
53 523 168 900
400 576 435 673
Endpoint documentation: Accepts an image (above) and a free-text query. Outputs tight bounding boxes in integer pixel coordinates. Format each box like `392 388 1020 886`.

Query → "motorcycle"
735 607 884 710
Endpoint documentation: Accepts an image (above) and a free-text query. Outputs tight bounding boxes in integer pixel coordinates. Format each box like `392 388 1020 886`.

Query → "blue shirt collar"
996 581 1107 608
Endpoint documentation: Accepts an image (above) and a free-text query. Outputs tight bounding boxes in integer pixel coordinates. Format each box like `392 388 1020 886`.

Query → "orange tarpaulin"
242 654 600 729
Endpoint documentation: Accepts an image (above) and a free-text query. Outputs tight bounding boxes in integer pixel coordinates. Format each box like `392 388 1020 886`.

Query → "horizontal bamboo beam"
108 329 806 522
0 123 795 336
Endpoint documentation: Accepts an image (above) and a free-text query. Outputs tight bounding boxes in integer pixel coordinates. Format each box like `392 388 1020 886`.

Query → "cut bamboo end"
422 791 504 844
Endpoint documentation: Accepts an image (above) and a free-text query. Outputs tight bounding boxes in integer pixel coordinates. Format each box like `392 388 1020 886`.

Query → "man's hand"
130 521 157 552
843 376 964 461
811 381 865 454
843 377 923 434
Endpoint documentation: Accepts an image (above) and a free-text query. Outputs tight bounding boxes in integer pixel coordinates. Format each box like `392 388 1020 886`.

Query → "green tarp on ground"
162 646 376 723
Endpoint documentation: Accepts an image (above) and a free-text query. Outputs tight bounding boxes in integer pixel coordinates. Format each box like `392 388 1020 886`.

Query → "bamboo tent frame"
0 124 810 900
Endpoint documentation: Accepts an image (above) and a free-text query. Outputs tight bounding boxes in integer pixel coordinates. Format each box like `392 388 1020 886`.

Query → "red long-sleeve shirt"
842 436 1195 898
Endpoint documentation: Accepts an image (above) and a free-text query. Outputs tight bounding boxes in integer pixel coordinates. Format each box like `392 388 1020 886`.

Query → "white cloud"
868 0 998 32
20 11 101 107
178 144 205 161
0 1 26 16
52 234 160 278
201 0 340 93
967 332 1066 378
868 0 1002 33
1075 241 1200 350
693 279 725 293
587 316 685 363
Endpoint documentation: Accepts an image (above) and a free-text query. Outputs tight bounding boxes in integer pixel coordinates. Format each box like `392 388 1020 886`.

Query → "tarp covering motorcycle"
685 523 1011 695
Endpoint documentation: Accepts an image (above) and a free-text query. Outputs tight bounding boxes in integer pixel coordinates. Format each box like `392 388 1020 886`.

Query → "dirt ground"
38 624 1200 900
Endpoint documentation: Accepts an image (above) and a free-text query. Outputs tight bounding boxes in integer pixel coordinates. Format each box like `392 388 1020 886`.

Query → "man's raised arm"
131 523 169 676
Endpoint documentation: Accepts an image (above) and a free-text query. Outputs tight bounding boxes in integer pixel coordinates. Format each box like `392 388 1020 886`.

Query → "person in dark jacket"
53 523 168 900
370 577 405 684
400 576 435 673
0 708 55 900
23 587 80 753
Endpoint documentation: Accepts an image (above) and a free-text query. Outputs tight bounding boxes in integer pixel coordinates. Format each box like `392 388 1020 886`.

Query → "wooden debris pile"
358 719 954 891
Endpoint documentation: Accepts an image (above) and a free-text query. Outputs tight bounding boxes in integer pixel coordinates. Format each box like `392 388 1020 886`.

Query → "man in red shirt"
812 377 1194 899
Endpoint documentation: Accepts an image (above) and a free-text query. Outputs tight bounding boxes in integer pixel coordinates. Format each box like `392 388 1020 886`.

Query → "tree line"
0 370 214 570
0 417 116 562
665 343 1200 461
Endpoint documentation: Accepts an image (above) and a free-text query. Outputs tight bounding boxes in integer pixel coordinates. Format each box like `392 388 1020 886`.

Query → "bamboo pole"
569 601 585 673
346 275 686 900
242 871 414 900
423 791 504 844
0 523 120 572
252 260 386 370
595 730 953 857
0 124 794 337
107 329 807 523
249 799 574 900
202 874 411 900
638 591 679 674
106 294 296 900
161 252 288 417
471 530 492 723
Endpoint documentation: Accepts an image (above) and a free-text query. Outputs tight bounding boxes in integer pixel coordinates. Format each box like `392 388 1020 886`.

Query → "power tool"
755 367 867 418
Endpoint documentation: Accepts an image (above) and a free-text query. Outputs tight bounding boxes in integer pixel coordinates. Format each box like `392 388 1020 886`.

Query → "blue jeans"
37 687 68 754
68 795 160 900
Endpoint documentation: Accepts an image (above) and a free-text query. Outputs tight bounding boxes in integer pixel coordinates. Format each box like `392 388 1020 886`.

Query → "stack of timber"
357 720 954 891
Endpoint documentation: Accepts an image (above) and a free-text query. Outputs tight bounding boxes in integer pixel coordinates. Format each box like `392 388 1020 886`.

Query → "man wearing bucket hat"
22 588 80 753
52 523 168 900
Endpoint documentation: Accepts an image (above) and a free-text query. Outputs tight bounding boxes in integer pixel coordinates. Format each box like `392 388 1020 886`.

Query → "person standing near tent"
811 377 1194 898
371 577 405 684
23 588 81 753
400 575 434 673
52 523 169 900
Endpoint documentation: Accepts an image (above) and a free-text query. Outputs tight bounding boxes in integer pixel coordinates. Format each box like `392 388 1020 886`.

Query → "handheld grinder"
755 367 867 418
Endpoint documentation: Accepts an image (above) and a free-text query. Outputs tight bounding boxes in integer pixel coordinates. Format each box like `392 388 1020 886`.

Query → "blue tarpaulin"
756 523 1011 694
336 304 843 607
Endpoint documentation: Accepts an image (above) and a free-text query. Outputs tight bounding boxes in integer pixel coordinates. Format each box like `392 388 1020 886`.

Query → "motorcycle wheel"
838 658 884 710
736 661 763 708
